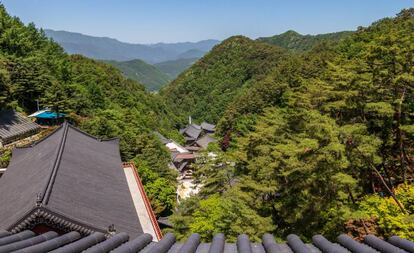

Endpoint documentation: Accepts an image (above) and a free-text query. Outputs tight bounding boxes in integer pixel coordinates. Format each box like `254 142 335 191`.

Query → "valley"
0 3 413 244
45 29 219 90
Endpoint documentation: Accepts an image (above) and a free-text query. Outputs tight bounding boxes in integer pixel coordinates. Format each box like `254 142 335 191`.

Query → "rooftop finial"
108 224 116 235
35 193 43 207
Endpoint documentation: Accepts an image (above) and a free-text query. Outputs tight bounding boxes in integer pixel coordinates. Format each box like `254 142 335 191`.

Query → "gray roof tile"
183 125 202 140
0 122 143 238
201 122 215 132
0 231 410 253
0 110 40 144
195 135 216 149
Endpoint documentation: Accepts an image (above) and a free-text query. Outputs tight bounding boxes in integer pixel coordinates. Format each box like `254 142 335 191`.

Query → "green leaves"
352 184 414 240
0 4 180 218
233 108 354 239
365 102 394 117
161 36 288 125
187 194 274 242
135 161 176 217
170 8 414 242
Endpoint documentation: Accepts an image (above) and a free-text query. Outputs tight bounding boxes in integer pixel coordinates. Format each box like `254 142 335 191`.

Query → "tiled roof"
0 230 412 253
0 110 40 144
153 132 170 145
174 153 196 160
0 122 144 238
195 135 216 149
201 122 216 132
183 125 202 140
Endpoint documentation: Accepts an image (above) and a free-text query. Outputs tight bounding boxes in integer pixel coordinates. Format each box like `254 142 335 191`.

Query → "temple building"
0 122 161 241
0 109 40 147
180 122 216 148
0 125 412 252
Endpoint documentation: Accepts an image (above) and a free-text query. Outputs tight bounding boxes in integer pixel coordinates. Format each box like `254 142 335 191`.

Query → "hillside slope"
105 59 171 91
154 58 198 79
257 30 353 51
0 4 180 216
169 9 414 241
160 36 288 124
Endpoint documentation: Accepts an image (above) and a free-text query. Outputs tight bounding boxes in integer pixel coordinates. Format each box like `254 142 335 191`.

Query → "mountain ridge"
44 29 220 63
257 30 353 51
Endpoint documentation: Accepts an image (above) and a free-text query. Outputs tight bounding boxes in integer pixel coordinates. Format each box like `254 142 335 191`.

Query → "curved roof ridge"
67 123 120 142
16 124 64 148
41 122 69 205
0 121 143 238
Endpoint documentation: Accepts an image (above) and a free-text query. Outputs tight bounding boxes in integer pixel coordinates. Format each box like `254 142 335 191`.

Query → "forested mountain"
104 58 200 91
105 59 171 91
44 29 219 63
0 5 178 217
257 30 353 51
165 9 414 242
1 1 414 244
154 58 198 79
160 36 289 123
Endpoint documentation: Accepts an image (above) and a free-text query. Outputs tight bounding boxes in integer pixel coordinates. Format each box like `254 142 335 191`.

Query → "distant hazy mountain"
176 49 205 59
45 29 220 63
105 59 171 91
257 30 353 51
155 58 198 79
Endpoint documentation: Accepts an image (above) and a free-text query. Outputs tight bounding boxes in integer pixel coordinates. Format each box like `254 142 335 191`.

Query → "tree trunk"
355 147 406 213
395 88 407 183
370 164 406 213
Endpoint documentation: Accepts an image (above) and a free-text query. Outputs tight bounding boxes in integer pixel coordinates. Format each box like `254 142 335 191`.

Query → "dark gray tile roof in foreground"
0 122 143 238
0 110 40 144
0 230 412 253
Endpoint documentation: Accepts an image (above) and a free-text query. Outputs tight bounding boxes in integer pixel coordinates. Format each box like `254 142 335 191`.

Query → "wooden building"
0 122 161 241
0 110 40 147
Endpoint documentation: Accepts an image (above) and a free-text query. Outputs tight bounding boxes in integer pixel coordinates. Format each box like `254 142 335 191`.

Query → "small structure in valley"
154 131 200 200
154 132 195 176
0 122 161 240
28 109 65 125
180 121 216 148
200 122 215 133
180 123 202 145
0 109 40 147
155 120 216 201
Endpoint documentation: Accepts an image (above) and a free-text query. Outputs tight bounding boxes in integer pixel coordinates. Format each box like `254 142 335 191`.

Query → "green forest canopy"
165 9 414 241
257 30 353 52
104 59 172 91
0 5 179 217
0 3 414 242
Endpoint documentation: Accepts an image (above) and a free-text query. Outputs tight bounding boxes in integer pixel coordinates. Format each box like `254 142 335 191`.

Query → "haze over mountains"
44 29 219 63
1 1 414 243
44 29 219 90
44 29 354 91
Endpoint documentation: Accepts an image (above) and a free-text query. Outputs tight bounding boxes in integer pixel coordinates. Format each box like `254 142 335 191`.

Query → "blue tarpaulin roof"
35 111 65 119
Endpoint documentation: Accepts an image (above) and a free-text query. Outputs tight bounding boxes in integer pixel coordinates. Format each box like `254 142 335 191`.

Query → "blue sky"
2 0 413 44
